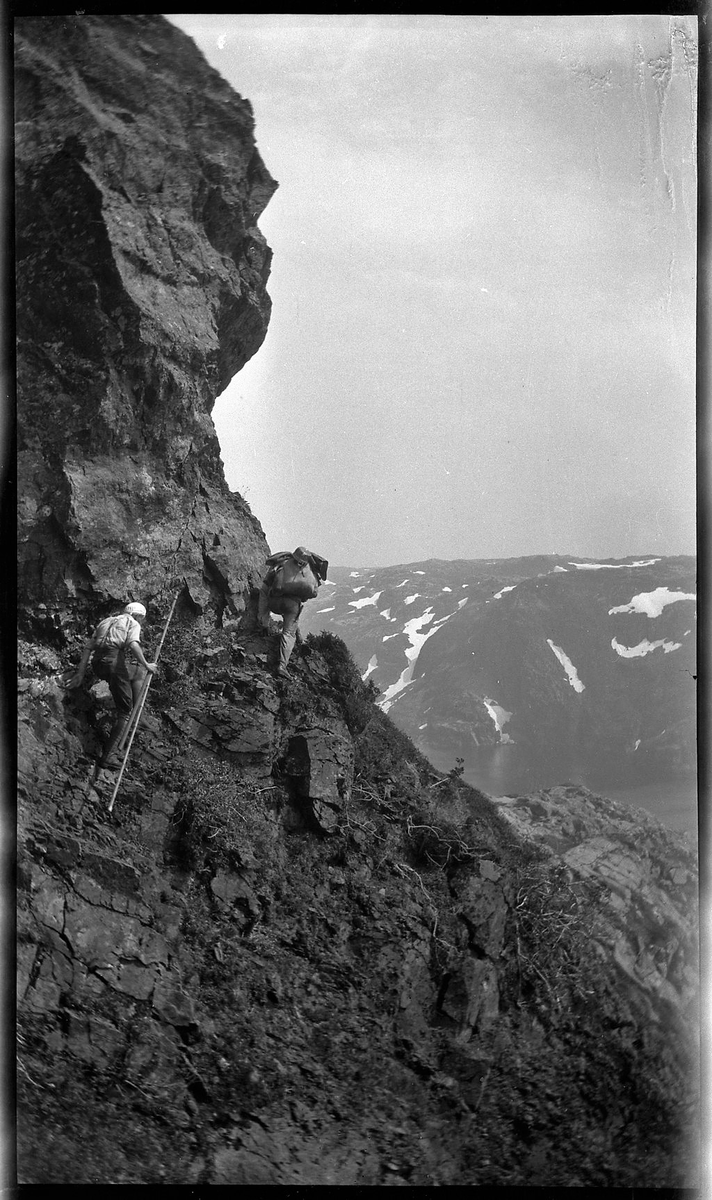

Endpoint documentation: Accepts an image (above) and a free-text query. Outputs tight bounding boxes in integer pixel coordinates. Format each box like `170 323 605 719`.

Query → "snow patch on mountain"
352 586 364 593
493 585 517 600
553 566 568 572
442 587 452 593
483 697 514 744
458 598 468 610
547 640 585 692
608 587 696 619
317 606 335 614
405 594 419 605
349 591 382 610
349 571 360 578
382 632 400 642
380 608 391 619
380 607 456 712
395 579 410 588
569 559 661 570
414 571 425 575
361 654 378 681
611 637 683 658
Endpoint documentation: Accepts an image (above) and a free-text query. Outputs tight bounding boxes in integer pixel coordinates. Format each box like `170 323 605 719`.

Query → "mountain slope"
300 556 697 814
14 15 700 1189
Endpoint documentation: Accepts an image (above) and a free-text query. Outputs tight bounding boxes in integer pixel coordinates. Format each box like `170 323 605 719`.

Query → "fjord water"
426 743 697 837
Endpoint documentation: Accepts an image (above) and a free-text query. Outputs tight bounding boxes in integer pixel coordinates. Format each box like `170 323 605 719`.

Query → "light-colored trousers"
258 585 303 668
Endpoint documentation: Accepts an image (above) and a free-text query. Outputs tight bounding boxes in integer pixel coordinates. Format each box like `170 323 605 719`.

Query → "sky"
166 14 697 568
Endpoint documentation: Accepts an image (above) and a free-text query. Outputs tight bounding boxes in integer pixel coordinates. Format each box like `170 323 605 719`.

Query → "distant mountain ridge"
300 554 697 809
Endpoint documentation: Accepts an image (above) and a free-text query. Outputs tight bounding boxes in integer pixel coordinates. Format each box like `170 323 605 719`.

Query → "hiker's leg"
100 711 131 767
279 601 302 669
127 660 147 708
100 658 133 767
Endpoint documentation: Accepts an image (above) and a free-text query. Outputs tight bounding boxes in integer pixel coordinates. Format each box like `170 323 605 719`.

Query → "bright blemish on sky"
546 639 585 692
608 587 696 618
611 637 683 658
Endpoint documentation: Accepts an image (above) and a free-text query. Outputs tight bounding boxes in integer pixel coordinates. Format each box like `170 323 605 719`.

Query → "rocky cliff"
16 13 276 625
15 15 700 1188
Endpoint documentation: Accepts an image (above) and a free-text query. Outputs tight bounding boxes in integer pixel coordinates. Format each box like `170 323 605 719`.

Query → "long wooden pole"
107 591 179 814
115 670 151 755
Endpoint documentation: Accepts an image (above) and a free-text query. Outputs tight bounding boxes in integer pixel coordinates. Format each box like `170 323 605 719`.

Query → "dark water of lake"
424 744 698 837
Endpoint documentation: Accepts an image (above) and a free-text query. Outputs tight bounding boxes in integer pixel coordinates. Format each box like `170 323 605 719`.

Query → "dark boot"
99 712 131 768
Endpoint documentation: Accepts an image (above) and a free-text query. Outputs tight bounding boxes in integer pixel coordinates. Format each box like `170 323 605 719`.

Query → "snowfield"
608 587 696 619
348 591 382 610
380 606 458 712
483 696 514 743
570 559 661 570
611 637 682 658
361 654 378 680
546 640 585 692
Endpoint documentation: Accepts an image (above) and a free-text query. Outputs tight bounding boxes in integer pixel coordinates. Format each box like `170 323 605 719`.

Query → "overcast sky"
166 14 697 568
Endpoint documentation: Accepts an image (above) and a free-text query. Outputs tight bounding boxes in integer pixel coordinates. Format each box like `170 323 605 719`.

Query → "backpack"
93 614 137 651
269 556 319 601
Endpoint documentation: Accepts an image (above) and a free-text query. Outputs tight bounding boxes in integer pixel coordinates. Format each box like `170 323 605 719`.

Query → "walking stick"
107 591 179 815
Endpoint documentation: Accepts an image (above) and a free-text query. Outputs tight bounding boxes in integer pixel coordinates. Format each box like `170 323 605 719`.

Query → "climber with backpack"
257 546 328 679
64 601 158 771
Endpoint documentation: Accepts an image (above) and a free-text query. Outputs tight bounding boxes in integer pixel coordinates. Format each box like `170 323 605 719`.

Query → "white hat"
125 602 147 617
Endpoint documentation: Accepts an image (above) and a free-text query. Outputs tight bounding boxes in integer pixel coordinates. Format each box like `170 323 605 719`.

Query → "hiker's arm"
64 637 96 689
126 640 157 673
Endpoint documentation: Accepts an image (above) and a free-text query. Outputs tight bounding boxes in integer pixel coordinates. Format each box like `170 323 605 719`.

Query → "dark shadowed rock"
16 14 276 621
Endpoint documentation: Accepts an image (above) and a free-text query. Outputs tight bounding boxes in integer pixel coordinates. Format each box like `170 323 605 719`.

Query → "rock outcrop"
16 14 277 623
15 15 700 1189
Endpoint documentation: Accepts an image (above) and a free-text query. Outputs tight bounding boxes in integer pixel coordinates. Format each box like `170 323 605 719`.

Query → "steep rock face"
16 14 277 621
15 15 700 1189
17 630 699 1186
